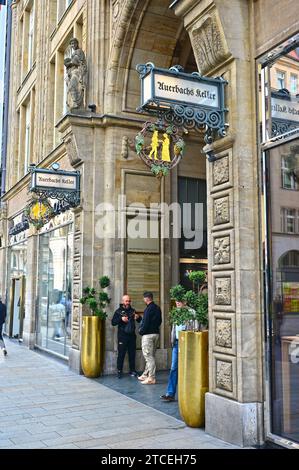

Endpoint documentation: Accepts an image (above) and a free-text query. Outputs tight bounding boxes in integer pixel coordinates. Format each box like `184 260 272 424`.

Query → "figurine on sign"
64 38 87 111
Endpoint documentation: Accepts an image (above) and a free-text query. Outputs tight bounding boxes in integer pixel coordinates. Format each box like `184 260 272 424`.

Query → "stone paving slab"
0 339 241 449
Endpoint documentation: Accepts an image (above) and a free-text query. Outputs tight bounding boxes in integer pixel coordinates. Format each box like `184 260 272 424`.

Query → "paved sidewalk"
0 340 240 449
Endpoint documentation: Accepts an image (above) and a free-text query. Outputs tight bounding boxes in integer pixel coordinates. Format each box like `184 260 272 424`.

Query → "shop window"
36 223 73 358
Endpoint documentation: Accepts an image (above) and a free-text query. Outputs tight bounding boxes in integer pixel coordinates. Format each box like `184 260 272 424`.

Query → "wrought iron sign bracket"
136 63 229 152
29 164 81 208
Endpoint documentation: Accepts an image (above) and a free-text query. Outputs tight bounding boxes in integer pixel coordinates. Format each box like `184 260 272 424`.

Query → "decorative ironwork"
136 63 228 143
135 120 185 178
272 118 299 137
29 164 80 207
24 198 55 230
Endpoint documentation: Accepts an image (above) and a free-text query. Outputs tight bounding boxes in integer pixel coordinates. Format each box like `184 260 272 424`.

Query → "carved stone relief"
73 283 81 301
75 213 81 233
74 259 81 278
72 328 80 349
74 236 81 255
213 156 229 186
72 304 80 323
215 277 231 305
190 15 230 75
64 133 82 167
214 196 229 225
215 319 232 348
214 236 230 264
216 360 233 391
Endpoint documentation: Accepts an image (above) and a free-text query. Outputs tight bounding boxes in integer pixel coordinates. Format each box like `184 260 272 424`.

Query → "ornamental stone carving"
72 328 80 349
75 213 82 233
214 236 230 264
73 282 80 301
216 360 233 391
214 196 229 225
213 156 229 186
72 305 80 323
63 133 82 167
215 319 232 348
215 277 231 305
74 259 81 278
190 15 230 75
74 237 81 255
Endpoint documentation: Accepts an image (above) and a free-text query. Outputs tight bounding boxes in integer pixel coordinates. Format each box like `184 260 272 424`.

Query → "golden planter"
81 316 105 378
178 330 208 427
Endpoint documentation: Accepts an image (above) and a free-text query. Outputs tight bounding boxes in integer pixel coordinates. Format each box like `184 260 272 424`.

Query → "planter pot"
81 316 105 378
178 330 208 427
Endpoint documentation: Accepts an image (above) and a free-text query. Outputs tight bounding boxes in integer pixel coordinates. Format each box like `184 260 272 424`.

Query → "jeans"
166 340 178 397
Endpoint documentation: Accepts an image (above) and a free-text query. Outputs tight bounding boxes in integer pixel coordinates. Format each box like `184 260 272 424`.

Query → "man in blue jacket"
138 292 162 385
0 297 7 356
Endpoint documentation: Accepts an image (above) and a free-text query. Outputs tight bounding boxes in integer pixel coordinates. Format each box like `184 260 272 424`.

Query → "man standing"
138 292 162 385
111 294 141 378
0 297 7 356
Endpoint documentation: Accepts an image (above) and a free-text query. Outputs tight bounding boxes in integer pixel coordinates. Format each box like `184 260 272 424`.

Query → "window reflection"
36 224 73 357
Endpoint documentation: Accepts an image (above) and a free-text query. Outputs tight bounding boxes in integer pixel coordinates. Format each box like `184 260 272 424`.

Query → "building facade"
0 0 298 448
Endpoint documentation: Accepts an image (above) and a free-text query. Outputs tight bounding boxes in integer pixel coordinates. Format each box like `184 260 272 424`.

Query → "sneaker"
141 377 156 385
3 349 7 356
129 371 138 377
117 370 122 379
137 374 147 381
160 394 175 401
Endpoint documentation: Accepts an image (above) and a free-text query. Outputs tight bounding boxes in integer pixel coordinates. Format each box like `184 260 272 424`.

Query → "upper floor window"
24 101 31 174
281 155 299 190
57 0 72 21
280 208 297 233
276 70 286 90
290 74 298 94
28 4 35 70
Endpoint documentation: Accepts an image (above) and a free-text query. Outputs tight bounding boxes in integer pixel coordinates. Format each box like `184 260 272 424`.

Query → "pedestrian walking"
138 292 162 385
111 294 141 378
0 297 8 356
160 300 191 402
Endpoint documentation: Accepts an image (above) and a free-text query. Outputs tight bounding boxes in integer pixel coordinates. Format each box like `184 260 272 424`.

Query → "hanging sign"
135 121 185 178
136 63 227 137
30 164 80 207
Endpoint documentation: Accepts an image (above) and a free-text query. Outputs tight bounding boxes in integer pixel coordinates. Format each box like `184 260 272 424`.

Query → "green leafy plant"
80 276 111 319
150 164 169 177
169 272 208 330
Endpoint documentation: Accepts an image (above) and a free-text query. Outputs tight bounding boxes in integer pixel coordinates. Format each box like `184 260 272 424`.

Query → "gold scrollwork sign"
135 121 185 178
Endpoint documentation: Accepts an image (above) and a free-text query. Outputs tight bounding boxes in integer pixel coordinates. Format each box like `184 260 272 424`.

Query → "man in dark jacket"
111 294 141 378
138 292 162 385
0 298 7 356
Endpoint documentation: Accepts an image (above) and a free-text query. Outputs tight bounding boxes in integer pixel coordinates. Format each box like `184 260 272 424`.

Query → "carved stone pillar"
173 0 263 446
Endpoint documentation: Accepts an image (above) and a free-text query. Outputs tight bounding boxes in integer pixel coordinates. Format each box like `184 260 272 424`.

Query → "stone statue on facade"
64 38 87 111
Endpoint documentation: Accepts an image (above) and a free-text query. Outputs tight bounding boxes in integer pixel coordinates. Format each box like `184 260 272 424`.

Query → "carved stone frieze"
213 156 229 186
214 196 229 225
215 277 231 305
74 236 81 255
214 236 230 264
215 319 232 348
190 15 230 75
216 360 233 391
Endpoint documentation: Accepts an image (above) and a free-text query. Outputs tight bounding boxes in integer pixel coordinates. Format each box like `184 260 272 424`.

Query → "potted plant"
79 276 110 377
169 271 208 427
